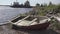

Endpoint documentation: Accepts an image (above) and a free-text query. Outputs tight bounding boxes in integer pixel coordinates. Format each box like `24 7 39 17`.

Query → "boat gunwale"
12 18 51 26
11 15 51 26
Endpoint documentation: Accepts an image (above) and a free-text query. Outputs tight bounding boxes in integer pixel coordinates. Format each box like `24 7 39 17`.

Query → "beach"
0 23 59 34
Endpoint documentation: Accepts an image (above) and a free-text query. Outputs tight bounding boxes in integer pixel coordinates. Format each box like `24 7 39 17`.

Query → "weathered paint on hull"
12 22 50 30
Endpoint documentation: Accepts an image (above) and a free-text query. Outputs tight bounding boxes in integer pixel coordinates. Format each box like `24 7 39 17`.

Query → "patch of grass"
50 19 60 30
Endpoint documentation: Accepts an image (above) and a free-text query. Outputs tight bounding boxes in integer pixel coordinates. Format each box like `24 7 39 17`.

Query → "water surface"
0 6 33 24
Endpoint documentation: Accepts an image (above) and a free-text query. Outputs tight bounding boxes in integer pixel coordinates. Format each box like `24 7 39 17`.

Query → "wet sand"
0 23 59 34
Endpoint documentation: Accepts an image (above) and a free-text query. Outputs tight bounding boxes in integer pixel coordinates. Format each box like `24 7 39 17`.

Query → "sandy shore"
0 23 59 34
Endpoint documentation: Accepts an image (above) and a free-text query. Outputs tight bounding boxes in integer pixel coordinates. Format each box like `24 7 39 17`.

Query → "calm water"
0 6 33 24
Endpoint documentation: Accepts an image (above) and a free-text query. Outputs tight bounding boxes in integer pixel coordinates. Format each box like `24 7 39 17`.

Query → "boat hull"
12 22 50 30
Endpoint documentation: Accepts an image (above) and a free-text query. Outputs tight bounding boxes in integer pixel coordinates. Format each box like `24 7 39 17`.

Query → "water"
0 6 33 24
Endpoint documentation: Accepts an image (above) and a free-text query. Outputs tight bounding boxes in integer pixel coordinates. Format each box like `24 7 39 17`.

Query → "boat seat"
39 18 51 24
16 18 37 26
29 18 37 25
13 15 30 24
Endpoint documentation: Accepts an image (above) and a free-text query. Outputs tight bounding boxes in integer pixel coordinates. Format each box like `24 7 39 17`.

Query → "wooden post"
37 15 40 23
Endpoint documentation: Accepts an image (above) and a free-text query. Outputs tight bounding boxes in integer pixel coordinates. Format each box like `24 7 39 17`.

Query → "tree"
40 4 44 7
24 0 30 7
49 2 52 6
36 3 40 7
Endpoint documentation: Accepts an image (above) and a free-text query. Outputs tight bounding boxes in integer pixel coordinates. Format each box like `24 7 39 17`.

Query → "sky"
0 0 60 6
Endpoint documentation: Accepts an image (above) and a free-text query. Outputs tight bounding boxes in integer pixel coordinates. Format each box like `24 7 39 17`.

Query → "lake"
0 6 33 25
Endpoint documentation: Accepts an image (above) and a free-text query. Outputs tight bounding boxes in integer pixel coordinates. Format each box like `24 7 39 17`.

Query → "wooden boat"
11 15 51 30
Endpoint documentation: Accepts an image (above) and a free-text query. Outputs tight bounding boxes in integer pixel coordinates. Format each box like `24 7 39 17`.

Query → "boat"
10 15 51 30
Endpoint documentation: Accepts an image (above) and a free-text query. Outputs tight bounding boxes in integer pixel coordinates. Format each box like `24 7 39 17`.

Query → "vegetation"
50 18 60 30
26 2 60 31
16 2 60 32
28 2 60 16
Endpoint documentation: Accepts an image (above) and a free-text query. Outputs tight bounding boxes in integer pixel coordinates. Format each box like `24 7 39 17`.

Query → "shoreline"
0 23 59 34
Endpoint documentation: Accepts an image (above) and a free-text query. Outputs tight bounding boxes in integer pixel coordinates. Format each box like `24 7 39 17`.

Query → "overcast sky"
0 0 60 6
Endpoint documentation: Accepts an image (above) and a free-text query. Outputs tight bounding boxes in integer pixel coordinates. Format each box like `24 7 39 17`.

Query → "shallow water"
0 6 33 24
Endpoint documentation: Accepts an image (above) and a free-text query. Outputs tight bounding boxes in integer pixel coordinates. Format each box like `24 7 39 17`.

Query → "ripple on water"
0 6 33 25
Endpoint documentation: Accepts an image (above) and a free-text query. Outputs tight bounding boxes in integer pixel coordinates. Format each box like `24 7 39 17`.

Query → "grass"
50 18 60 30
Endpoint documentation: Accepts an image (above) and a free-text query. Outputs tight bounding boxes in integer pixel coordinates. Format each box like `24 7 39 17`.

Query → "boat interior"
11 15 51 26
11 16 26 23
